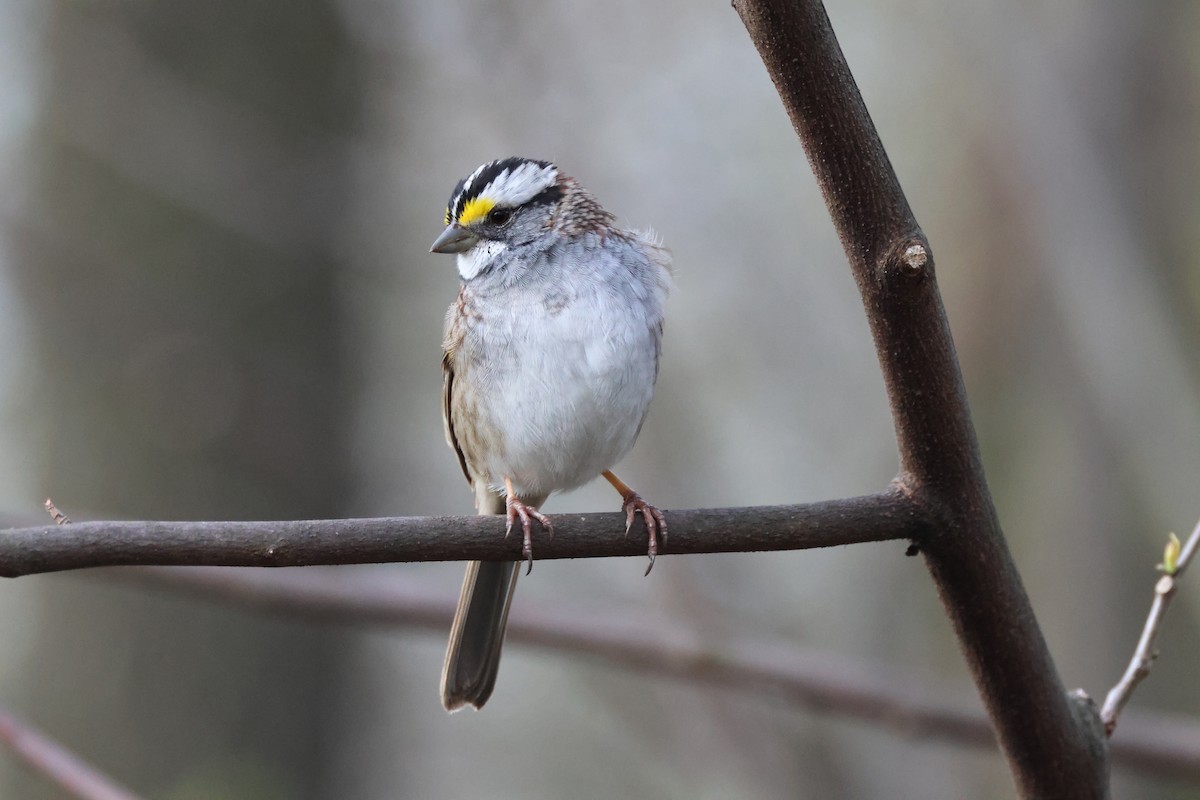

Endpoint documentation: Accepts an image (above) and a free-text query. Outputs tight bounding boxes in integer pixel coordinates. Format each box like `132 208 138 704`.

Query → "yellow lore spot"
457 196 496 226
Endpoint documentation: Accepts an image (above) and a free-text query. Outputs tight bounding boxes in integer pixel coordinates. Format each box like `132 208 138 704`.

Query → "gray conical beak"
430 224 479 254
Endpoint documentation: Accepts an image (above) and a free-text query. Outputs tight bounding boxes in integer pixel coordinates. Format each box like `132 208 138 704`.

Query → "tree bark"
0 491 923 576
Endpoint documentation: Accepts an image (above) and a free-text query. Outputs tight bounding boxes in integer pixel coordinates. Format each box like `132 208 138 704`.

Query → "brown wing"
442 350 471 485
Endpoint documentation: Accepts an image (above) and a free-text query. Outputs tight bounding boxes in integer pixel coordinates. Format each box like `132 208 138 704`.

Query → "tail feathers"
441 486 515 711
441 486 549 711
440 559 520 711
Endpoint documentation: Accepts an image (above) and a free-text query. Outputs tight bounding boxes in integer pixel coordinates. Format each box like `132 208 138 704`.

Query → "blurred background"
0 0 1198 797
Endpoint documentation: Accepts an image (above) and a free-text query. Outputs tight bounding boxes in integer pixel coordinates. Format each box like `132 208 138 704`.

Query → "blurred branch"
0 707 144 800
1102 518 1200 735
118 566 1200 782
0 490 923 578
733 1 1108 797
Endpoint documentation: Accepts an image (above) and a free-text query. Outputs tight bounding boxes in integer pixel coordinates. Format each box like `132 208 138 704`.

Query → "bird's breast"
457 283 660 496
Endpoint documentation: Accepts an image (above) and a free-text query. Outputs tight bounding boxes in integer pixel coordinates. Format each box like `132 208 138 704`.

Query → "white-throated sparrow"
431 157 671 711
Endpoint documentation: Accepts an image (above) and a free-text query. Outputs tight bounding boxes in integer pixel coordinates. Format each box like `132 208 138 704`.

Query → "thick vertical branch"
733 1 1109 797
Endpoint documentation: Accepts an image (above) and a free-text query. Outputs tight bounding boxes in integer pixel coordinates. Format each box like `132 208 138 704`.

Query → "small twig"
0 707 144 800
43 498 71 526
1101 517 1200 735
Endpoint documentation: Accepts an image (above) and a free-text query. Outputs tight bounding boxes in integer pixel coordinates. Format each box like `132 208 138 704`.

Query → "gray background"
1 1 1198 797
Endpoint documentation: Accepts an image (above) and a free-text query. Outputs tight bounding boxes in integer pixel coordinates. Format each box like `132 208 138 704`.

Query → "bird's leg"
504 476 552 575
601 470 667 576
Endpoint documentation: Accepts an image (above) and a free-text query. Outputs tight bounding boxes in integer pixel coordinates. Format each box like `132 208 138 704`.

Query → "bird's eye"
487 208 513 226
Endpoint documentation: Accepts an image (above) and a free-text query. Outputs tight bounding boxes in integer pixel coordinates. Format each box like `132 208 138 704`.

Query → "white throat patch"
457 240 508 281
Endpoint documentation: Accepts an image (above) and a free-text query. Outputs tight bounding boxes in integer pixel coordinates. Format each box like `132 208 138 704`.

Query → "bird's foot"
601 470 667 575
504 479 552 575
620 492 667 576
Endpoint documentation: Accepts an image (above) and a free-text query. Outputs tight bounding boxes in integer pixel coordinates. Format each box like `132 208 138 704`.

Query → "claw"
619 491 667 576
601 471 667 575
504 486 553 575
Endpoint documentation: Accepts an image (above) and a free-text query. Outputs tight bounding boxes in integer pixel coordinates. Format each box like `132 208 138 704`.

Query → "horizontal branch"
0 490 924 578
118 566 1200 782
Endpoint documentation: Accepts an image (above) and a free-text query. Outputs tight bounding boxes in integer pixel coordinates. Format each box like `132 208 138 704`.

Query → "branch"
732 2 1108 797
0 707 144 800
1101 518 1200 734
0 491 923 578
117 566 1200 782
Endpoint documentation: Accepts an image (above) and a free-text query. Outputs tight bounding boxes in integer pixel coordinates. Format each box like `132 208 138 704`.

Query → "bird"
431 157 671 711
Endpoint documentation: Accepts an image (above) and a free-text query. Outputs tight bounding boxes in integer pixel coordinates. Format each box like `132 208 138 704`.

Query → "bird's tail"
440 488 520 711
